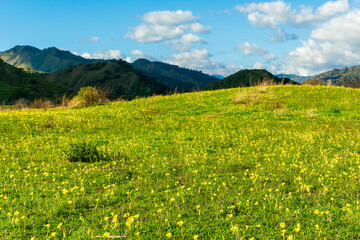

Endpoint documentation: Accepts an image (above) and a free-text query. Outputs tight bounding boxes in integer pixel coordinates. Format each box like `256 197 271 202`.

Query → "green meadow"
1 85 360 239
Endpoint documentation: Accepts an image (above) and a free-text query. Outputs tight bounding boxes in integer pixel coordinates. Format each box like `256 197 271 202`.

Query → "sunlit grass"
0 85 360 239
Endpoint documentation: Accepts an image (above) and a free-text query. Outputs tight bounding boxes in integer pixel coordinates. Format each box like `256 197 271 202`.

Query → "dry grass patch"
30 99 54 109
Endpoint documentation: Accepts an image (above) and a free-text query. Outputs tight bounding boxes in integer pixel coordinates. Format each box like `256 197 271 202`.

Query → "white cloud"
126 10 210 44
237 42 268 56
270 28 298 42
310 10 360 46
170 33 206 52
127 24 185 43
253 62 266 69
130 49 155 61
167 49 242 76
237 0 349 28
80 37 101 43
237 42 277 62
237 1 291 28
81 50 125 60
188 23 211 33
285 10 360 76
142 10 197 25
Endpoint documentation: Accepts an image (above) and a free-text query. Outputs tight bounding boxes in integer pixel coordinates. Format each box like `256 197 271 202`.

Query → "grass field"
1 85 360 239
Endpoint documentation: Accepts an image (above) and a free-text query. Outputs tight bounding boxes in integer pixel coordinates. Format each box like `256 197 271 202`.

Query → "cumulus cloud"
237 42 277 62
130 49 156 61
270 28 298 42
188 23 211 33
167 49 242 76
285 10 360 75
80 37 101 43
253 62 266 69
310 10 360 45
81 50 125 60
142 10 197 25
237 0 349 28
170 33 206 52
126 10 211 44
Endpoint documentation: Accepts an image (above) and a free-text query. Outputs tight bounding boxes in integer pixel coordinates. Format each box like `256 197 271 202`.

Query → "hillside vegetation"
131 59 219 91
204 69 299 90
0 46 100 73
46 60 169 100
1 85 360 239
0 59 69 103
311 65 360 87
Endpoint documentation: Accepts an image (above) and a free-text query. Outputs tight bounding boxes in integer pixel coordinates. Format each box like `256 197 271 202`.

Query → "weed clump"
30 99 54 109
66 142 112 163
70 86 108 107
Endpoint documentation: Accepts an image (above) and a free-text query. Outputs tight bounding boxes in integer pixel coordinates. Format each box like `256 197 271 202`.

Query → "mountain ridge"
0 45 101 73
310 65 360 87
131 58 219 91
204 69 299 90
46 60 169 100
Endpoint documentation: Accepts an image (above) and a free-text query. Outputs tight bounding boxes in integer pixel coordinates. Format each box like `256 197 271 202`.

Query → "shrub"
13 98 28 110
233 91 261 106
60 95 70 107
65 142 111 163
30 99 54 109
304 79 323 86
70 86 108 107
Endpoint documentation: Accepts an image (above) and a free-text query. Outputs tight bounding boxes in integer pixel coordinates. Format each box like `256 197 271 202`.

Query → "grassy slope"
0 85 360 239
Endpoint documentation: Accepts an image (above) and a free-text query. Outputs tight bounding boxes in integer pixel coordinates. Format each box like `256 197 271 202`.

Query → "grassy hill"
131 59 219 91
204 69 299 90
310 65 360 87
0 45 100 73
0 59 69 103
1 85 360 238
46 60 169 100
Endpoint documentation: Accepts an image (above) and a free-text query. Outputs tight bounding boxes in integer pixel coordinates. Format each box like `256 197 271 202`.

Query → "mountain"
0 59 69 103
131 59 219 91
0 45 100 73
309 65 360 87
276 74 312 84
46 60 168 100
204 69 299 90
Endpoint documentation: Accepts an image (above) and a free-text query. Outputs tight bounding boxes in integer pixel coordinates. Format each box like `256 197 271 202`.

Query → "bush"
304 79 323 86
65 142 111 163
13 98 29 110
70 86 108 107
30 99 54 109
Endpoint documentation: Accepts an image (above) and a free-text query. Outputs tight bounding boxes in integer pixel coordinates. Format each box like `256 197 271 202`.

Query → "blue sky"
1 0 360 76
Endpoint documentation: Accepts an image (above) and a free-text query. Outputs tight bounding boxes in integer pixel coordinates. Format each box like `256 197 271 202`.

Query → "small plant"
70 86 109 107
304 79 323 86
233 90 261 106
13 98 29 110
65 142 111 163
60 95 70 107
30 99 54 109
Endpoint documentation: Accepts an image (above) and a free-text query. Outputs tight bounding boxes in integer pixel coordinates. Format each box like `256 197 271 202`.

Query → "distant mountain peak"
308 65 360 87
133 58 152 64
0 45 101 73
204 69 299 90
9 45 41 53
